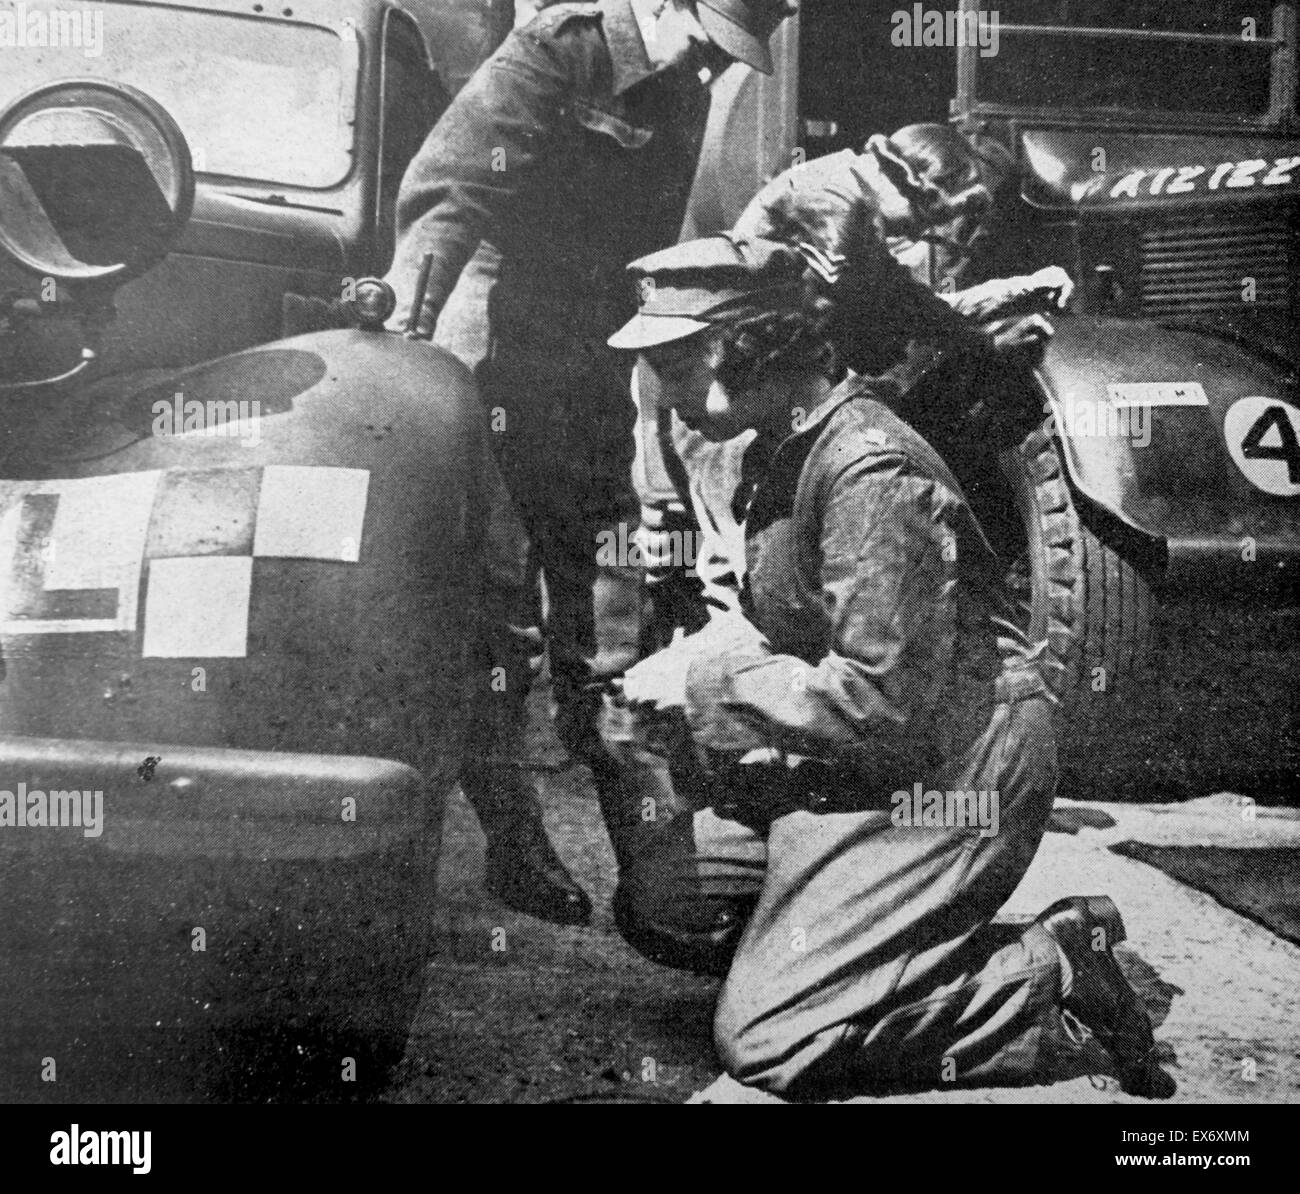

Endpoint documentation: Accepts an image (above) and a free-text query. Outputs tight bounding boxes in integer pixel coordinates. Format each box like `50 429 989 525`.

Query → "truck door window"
0 2 356 188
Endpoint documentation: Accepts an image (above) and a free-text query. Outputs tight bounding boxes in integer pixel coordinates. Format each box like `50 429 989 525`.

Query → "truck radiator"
1138 208 1293 317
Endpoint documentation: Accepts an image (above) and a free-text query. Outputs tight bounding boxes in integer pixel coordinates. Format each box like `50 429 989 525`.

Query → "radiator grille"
1138 209 1294 317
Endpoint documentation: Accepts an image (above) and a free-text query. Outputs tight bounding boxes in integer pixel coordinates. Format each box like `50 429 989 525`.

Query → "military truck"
681 0 1299 795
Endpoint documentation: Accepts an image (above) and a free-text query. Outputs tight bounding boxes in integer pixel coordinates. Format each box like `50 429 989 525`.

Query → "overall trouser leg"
714 684 1064 1097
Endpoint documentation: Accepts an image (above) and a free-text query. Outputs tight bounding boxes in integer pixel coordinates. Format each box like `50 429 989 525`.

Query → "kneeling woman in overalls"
604 233 1171 1100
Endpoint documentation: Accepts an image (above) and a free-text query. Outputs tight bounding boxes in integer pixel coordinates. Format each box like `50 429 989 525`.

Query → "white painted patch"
1224 396 1300 498
142 556 253 658
252 466 369 562
1106 382 1208 408
0 471 160 635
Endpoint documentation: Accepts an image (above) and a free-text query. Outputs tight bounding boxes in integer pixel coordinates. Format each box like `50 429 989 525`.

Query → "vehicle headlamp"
344 278 397 330
0 80 193 288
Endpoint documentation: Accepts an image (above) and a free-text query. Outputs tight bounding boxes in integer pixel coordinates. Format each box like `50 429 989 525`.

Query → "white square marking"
142 556 253 658
252 466 369 562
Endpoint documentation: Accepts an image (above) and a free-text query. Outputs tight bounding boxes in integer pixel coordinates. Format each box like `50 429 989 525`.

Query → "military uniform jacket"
388 0 712 339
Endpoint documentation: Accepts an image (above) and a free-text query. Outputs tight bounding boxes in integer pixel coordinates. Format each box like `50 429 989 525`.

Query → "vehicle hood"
1020 129 1300 213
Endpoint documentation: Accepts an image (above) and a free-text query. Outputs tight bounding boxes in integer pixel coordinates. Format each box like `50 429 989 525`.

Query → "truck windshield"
0 1 355 188
975 0 1277 117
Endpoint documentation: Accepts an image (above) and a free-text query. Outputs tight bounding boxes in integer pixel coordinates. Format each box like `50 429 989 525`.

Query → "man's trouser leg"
714 677 1067 1097
439 259 591 923
439 244 542 790
488 332 662 882
459 473 541 835
456 447 592 923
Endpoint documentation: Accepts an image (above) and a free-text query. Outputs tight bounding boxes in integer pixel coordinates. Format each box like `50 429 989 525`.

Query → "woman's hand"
617 651 690 710
981 312 1055 361
617 613 769 711
1025 265 1074 309
946 265 1074 321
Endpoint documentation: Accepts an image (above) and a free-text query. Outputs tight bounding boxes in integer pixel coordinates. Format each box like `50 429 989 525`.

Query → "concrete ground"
389 724 1300 1105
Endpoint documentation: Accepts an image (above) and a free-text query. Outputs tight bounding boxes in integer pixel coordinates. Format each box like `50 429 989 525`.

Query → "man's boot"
460 563 591 925
460 761 592 926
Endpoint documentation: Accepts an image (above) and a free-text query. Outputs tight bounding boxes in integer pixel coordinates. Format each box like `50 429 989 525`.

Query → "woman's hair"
867 125 995 227
713 268 842 393
892 124 985 190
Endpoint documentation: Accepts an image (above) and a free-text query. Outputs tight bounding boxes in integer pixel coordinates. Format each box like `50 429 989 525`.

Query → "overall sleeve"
384 30 570 335
683 450 960 769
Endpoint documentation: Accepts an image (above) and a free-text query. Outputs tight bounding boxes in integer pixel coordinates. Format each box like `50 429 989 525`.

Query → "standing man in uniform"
385 1 795 924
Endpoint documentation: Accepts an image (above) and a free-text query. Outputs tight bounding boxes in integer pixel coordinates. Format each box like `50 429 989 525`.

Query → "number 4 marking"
1225 397 1300 497
1241 405 1300 484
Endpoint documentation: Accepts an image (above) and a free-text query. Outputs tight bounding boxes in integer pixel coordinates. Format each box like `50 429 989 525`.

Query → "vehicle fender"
0 329 487 799
1036 314 1300 556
